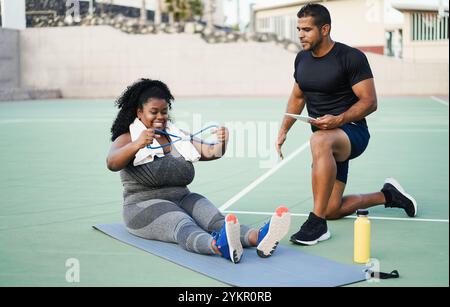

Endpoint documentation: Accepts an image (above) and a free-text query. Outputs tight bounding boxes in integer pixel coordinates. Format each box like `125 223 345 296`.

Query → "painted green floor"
0 97 448 286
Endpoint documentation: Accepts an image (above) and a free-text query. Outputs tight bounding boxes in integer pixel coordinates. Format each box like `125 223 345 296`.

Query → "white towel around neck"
129 118 201 166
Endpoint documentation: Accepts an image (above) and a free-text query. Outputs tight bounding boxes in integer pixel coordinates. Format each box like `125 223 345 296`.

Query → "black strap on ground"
366 270 400 280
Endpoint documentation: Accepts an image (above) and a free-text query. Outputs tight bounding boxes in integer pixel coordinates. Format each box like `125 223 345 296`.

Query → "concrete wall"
0 28 20 89
20 26 296 98
402 40 449 63
19 26 449 98
0 27 61 101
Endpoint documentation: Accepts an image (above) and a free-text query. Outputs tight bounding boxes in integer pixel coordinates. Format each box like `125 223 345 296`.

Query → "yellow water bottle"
354 209 370 263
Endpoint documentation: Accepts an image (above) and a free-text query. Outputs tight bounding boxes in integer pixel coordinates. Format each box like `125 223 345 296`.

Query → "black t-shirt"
293 42 373 127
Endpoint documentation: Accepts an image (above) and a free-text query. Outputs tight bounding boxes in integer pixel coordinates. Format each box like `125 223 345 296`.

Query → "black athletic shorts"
336 122 370 184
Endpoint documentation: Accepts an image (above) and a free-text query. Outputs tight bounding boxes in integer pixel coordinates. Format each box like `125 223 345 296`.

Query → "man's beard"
310 35 323 53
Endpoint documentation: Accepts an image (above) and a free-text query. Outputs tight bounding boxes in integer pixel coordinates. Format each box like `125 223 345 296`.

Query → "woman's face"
137 98 169 130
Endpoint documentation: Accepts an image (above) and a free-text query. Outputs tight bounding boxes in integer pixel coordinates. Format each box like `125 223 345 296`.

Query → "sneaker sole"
290 230 331 246
225 214 243 264
385 178 418 217
256 206 291 258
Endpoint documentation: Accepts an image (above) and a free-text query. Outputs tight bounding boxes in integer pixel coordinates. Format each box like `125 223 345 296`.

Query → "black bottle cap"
356 209 369 216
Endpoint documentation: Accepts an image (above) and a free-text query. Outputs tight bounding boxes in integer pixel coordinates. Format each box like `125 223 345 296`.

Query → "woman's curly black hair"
110 78 174 141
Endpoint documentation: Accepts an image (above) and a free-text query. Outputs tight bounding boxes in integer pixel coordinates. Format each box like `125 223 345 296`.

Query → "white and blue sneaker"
382 178 418 217
212 214 243 263
256 206 291 258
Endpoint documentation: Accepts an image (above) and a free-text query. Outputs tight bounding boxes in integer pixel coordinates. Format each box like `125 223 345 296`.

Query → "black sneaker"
382 178 417 217
290 212 331 246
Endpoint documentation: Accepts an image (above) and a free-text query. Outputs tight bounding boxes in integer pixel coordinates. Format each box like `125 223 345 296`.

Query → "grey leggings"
123 193 253 255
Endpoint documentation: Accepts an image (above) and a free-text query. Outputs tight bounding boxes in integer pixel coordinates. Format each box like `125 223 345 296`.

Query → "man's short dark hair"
297 3 331 27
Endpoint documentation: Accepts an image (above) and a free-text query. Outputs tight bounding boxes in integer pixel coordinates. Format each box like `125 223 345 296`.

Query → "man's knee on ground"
325 211 342 220
324 201 343 220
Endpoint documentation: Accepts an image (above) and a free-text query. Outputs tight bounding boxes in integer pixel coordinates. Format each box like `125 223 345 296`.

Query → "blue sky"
223 0 254 26
223 1 292 26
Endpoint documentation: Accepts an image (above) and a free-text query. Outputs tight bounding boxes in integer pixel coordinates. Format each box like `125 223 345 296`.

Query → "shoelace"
299 215 322 234
300 216 316 229
211 231 220 243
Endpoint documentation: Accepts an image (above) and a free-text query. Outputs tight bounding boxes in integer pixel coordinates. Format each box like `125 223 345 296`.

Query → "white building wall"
402 11 449 62
254 0 386 49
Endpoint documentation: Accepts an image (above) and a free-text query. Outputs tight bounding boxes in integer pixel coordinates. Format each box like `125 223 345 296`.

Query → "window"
257 15 297 41
412 12 449 41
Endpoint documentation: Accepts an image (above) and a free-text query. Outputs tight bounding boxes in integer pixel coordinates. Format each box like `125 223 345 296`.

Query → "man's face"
297 16 323 52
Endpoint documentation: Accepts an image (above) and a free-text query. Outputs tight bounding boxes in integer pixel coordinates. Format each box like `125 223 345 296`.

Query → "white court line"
0 118 111 124
223 210 449 223
372 129 448 133
430 96 449 107
218 141 310 211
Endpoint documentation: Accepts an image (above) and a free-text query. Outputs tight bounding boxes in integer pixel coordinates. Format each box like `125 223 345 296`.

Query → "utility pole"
206 0 216 30
236 0 240 27
154 0 161 25
140 0 147 25
89 0 95 16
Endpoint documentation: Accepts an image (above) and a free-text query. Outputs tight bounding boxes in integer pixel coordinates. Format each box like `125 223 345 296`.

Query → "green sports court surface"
0 96 448 287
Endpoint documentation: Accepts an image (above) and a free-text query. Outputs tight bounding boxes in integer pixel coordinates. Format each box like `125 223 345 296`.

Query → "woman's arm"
191 127 229 161
106 129 158 171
